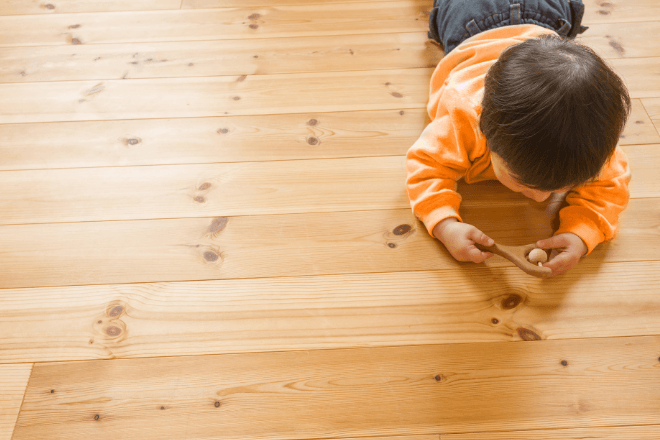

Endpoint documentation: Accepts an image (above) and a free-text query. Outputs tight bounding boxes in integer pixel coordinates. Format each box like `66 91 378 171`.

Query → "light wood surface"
0 0 182 16
0 102 655 171
2 0 660 438
0 364 32 440
0 33 440 83
0 260 659 363
12 337 660 439
0 198 658 289
444 425 660 439
0 2 429 47
0 143 654 225
0 69 431 124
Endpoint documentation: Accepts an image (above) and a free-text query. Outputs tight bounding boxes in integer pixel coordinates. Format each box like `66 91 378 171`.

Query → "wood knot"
399 111 404 115
307 137 319 146
69 24 81 29
43 3 56 9
214 401 221 408
204 251 219 262
501 294 522 310
392 224 412 235
127 138 140 145
105 326 122 337
434 375 443 382
195 196 205 203
208 217 228 233
387 243 397 249
94 415 100 421
561 360 568 366
232 96 241 100
391 92 403 98
249 24 259 29
108 306 123 317
72 38 82 45
237 75 247 82
517 327 542 341
248 13 260 19
307 119 318 126
218 128 229 134
491 318 499 324
199 182 211 191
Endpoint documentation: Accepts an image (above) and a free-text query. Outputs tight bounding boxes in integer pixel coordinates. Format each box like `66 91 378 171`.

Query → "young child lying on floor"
406 0 631 277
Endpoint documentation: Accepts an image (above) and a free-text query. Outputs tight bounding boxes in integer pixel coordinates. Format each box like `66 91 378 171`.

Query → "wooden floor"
1 0 659 438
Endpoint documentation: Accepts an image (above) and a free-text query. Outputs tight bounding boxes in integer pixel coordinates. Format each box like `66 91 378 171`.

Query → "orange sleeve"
406 111 475 236
555 147 631 254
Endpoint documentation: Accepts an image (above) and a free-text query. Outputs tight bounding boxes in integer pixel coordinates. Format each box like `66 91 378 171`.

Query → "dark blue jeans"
428 0 589 55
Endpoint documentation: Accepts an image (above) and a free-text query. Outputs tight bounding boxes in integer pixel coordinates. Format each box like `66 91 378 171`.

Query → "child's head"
479 34 631 198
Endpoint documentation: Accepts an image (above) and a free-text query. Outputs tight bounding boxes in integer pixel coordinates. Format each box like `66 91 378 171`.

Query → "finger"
467 227 495 247
542 252 574 275
466 246 493 264
536 234 569 250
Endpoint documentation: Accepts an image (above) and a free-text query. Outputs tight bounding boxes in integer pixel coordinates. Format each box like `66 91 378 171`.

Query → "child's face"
490 153 571 202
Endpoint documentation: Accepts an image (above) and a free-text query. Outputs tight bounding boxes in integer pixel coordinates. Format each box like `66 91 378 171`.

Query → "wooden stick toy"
474 242 552 278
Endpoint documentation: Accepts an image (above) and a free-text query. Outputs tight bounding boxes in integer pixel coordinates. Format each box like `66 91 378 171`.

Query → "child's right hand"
432 218 495 263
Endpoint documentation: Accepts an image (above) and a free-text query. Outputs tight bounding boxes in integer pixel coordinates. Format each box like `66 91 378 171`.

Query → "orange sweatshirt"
406 24 631 255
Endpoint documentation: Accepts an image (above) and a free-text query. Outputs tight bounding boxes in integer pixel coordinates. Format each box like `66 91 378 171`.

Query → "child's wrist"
433 217 458 242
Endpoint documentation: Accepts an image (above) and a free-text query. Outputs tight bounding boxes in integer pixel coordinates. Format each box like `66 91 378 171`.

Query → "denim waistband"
428 0 589 55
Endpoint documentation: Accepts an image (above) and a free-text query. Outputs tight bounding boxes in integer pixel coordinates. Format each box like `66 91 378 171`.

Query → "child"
407 0 632 277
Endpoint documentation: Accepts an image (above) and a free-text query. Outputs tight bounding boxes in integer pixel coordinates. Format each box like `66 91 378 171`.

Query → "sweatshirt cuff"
555 212 606 255
422 206 463 237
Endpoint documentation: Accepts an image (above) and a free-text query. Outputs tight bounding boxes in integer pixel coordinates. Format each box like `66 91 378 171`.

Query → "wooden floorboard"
0 0 182 16
1 260 659 363
0 142 654 225
443 424 660 439
0 364 32 440
0 69 432 124
0 32 440 83
0 198 658 289
0 1 429 48
12 337 660 439
0 102 655 171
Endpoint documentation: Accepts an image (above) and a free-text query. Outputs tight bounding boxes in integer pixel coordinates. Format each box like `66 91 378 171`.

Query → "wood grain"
182 0 418 8
0 69 431 124
0 0 181 16
1 260 660 363
0 142 654 225
0 100 653 172
0 198 658 289
13 337 660 439
641 98 660 132
582 0 660 24
0 109 429 170
0 32 440 83
444 425 660 439
0 2 429 48
0 364 32 440
577 22 660 59
0 156 408 224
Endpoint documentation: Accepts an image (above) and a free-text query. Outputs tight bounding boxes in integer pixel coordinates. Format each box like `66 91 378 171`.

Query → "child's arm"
406 116 471 235
406 115 494 263
553 147 631 255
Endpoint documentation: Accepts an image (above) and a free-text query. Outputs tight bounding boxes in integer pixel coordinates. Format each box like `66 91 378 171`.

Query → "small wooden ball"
528 248 548 265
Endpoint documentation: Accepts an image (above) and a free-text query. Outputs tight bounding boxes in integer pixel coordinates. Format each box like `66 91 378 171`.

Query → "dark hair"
479 34 631 191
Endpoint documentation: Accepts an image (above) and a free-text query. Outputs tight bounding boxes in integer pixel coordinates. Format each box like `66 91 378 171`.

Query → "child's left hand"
535 233 588 277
